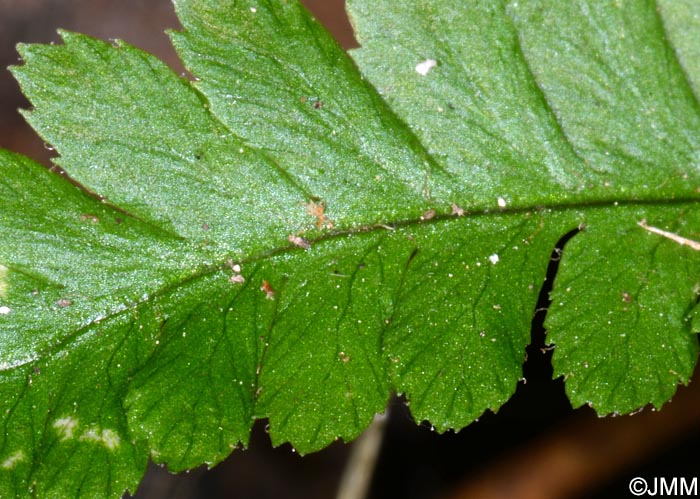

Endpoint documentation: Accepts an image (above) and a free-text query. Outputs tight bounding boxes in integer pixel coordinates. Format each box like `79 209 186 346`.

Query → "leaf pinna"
1 1 699 498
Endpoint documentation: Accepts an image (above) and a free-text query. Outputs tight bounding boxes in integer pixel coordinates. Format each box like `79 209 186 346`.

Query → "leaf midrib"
25 191 698 375
13 0 700 380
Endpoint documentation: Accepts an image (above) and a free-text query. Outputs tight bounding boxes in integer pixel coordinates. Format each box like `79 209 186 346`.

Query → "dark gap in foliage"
524 226 582 392
367 229 586 499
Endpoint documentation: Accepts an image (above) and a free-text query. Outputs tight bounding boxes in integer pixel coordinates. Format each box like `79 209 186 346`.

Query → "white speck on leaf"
489 254 499 264
0 306 10 315
415 59 437 75
227 260 245 283
497 197 507 208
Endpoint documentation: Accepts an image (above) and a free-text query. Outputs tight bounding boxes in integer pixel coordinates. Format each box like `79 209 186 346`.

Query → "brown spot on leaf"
303 200 333 229
260 280 275 300
421 209 436 221
451 203 465 216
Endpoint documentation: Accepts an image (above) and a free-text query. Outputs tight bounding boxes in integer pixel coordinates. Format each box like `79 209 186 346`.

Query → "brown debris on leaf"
288 234 311 250
260 280 275 300
303 200 334 229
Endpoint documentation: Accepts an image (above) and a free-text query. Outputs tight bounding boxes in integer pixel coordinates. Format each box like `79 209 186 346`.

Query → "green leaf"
347 0 700 410
546 207 700 412
0 150 161 497
656 0 700 98
1 1 699 497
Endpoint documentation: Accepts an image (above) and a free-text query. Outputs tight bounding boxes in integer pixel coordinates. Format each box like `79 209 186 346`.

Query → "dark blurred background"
1 2 698 498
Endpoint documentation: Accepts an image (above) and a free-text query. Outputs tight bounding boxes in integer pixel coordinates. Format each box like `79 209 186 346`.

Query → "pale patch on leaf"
79 427 121 450
53 416 79 440
1 450 24 469
0 264 8 299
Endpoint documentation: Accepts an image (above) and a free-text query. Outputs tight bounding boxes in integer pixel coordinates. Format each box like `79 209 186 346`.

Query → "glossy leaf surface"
1 1 699 497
